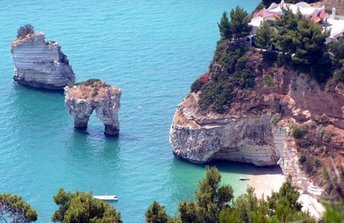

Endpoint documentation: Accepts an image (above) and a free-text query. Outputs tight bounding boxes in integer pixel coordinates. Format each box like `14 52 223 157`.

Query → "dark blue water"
0 1 259 222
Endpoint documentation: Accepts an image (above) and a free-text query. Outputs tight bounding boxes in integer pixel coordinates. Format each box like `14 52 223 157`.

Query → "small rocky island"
65 79 121 136
11 24 75 90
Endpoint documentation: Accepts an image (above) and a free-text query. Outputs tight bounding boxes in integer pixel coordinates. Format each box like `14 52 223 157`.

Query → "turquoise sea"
0 1 260 222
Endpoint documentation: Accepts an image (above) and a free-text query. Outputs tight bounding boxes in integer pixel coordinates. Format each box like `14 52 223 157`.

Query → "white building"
248 0 344 43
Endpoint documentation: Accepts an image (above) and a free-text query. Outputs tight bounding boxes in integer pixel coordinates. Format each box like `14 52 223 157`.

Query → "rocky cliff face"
65 79 121 136
11 33 75 90
169 49 344 214
170 104 280 166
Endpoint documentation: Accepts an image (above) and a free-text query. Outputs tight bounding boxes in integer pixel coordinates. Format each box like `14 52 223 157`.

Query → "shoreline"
246 166 325 219
247 166 286 199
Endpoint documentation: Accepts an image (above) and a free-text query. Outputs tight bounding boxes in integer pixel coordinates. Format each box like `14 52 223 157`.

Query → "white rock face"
11 33 75 90
64 79 121 136
170 107 280 166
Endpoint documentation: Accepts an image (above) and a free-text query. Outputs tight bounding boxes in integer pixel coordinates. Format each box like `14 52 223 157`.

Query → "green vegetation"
331 38 344 83
145 201 169 223
299 155 307 165
218 12 231 40
264 8 331 82
146 168 316 223
219 178 313 223
323 165 344 222
0 194 38 223
218 7 251 42
195 7 255 113
192 5 338 113
229 7 251 41
299 155 322 174
52 189 122 223
255 22 275 50
17 24 34 39
2 167 343 222
197 42 253 113
277 10 330 81
292 125 307 139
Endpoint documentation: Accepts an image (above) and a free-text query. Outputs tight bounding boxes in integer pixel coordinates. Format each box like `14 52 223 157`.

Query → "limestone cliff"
11 32 75 90
65 79 121 136
169 49 344 216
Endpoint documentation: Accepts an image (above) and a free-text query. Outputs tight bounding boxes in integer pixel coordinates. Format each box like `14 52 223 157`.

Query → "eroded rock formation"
65 79 121 136
11 32 75 90
170 51 344 168
170 50 344 217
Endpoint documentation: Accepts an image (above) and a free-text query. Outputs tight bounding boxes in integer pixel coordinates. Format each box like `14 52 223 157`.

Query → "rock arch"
65 79 121 136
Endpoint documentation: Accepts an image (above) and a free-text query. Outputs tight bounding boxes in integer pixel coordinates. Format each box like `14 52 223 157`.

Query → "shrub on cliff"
197 41 259 113
17 24 34 39
292 125 307 139
52 189 122 223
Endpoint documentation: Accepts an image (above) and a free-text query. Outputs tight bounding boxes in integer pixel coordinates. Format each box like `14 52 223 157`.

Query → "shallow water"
0 1 259 222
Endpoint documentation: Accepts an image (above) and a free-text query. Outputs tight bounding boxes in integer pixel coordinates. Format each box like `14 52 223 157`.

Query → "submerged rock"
64 79 121 136
11 32 75 90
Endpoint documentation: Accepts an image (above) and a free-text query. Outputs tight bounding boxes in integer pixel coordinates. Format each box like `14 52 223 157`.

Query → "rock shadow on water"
67 124 121 161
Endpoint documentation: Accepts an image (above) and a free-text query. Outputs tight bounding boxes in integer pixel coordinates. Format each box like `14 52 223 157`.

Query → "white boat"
93 195 118 201
239 177 250 181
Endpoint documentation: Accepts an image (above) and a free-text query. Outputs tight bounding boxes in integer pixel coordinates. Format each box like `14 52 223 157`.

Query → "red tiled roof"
319 11 328 19
254 9 264 17
311 15 321 23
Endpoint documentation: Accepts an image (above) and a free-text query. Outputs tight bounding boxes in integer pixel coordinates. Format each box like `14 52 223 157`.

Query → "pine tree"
178 167 234 223
255 22 275 49
229 6 251 42
52 189 122 223
0 194 38 223
145 201 169 223
218 12 232 40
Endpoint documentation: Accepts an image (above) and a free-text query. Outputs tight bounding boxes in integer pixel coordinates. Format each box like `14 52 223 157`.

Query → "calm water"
0 1 259 222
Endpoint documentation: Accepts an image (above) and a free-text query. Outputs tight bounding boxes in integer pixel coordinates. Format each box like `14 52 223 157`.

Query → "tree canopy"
272 8 331 81
218 12 232 40
177 167 234 223
255 22 275 50
217 7 251 42
229 7 251 41
52 189 122 223
0 193 37 223
145 201 169 223
219 178 315 223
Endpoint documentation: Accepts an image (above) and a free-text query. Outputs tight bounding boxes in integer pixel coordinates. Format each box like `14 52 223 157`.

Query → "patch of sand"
247 166 286 199
246 166 325 219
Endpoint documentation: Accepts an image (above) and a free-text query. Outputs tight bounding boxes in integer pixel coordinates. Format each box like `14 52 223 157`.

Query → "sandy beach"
246 166 325 219
247 166 286 199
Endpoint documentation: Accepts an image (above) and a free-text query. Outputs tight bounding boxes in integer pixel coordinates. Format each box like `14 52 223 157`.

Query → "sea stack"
64 79 121 136
11 25 75 90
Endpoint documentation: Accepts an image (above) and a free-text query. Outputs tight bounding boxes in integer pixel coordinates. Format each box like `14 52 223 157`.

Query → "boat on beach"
239 177 250 181
93 195 118 201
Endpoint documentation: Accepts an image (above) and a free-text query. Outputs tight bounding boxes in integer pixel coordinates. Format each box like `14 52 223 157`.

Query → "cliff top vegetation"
191 6 344 114
66 79 120 100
